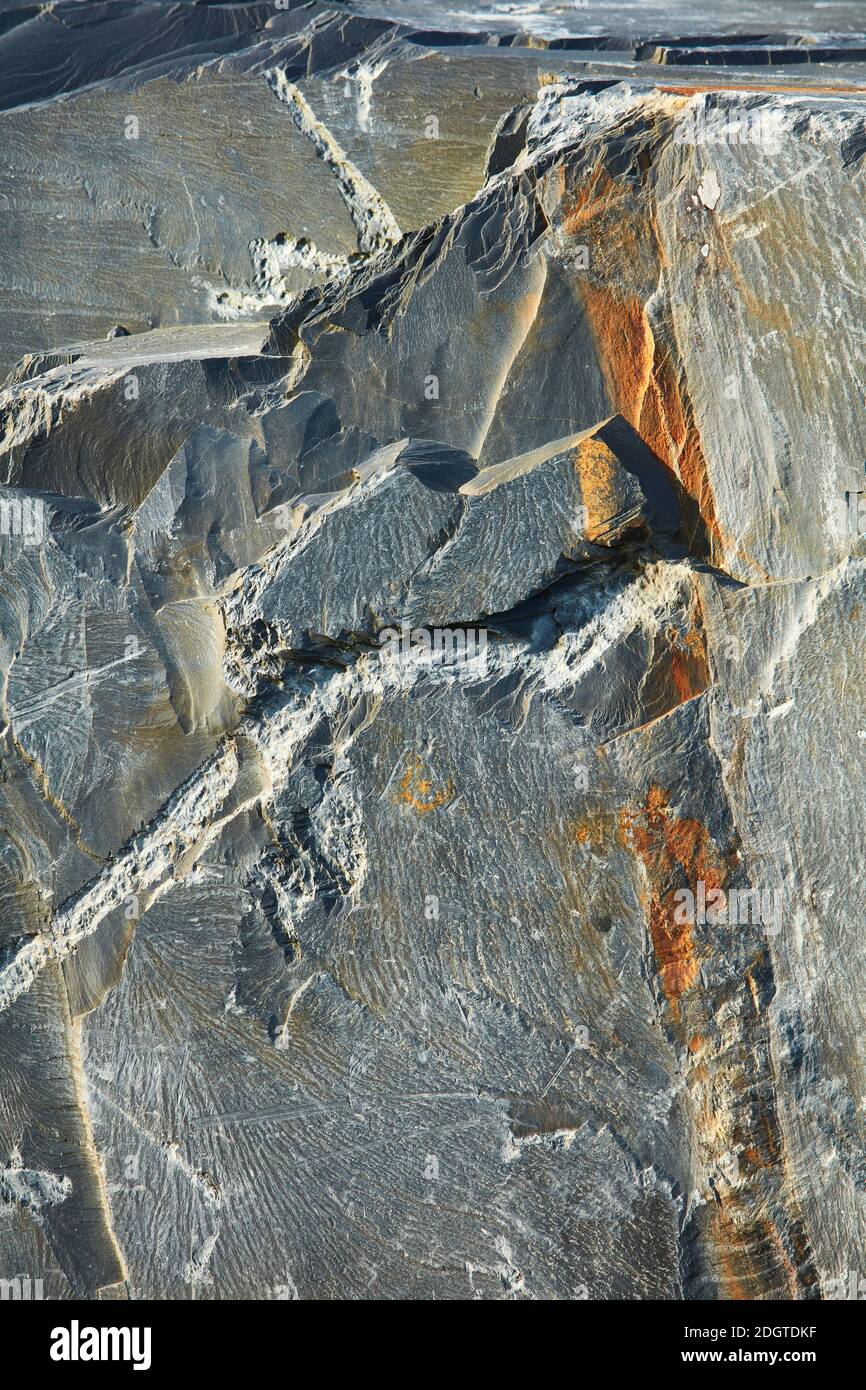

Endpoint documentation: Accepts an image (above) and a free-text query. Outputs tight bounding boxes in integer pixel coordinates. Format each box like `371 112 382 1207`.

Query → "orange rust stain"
639 342 725 560
653 894 698 1009
745 967 761 1015
660 81 866 96
581 288 723 562
759 1108 784 1169
677 422 724 556
572 812 614 849
561 160 725 560
712 1198 800 1301
560 160 763 568
689 1030 815 1299
620 784 729 1018
742 1144 768 1169
394 757 454 815
561 163 626 240
667 595 710 705
572 436 622 541
638 342 687 464
580 286 655 431
616 779 818 1296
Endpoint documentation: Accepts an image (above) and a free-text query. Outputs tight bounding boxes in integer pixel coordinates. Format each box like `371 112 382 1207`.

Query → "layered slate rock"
4 0 866 380
0 0 864 1301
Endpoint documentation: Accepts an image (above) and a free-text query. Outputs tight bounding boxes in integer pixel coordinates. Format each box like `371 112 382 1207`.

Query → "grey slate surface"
0 0 864 1301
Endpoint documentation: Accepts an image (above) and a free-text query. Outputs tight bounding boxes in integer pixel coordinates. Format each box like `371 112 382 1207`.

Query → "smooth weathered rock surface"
0 0 864 1301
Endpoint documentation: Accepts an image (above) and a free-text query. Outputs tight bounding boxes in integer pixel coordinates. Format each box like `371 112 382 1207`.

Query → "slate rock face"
0 1 864 1301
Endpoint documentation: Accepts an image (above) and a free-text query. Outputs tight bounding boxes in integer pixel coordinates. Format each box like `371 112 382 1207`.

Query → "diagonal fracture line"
0 739 249 1015
265 67 402 255
0 654 404 1016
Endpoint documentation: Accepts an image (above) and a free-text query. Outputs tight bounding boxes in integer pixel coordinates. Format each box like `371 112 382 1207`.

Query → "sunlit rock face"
0 0 864 1301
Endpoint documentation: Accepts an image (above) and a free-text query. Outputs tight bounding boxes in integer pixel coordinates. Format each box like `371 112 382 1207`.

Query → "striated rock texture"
0 1 865 1301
